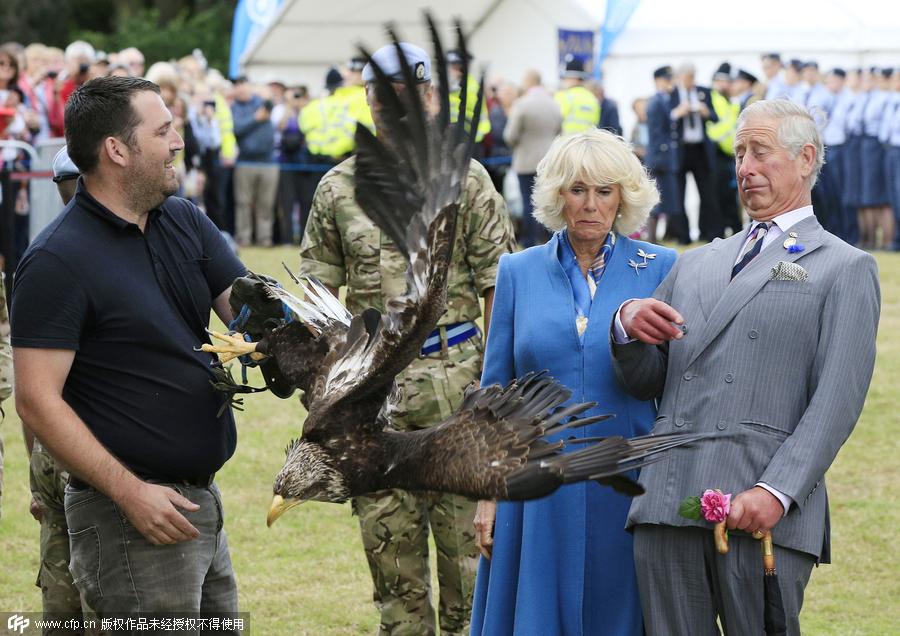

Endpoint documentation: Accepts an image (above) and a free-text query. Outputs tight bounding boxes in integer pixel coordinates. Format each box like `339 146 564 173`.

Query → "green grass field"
1 245 898 634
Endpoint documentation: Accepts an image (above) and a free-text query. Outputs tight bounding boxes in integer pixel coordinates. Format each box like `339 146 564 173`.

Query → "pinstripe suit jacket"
611 215 880 562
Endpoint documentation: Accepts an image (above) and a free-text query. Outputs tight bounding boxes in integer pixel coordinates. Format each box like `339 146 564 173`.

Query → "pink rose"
700 489 731 523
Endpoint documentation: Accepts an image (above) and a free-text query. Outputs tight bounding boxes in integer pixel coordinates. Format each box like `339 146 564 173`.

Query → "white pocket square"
770 261 809 282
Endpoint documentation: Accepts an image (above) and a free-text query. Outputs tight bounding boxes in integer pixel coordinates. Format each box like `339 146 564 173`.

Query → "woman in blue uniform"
859 67 891 248
469 129 675 636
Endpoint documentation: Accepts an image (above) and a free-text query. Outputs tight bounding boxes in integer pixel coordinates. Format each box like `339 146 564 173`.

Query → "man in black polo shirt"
11 76 246 618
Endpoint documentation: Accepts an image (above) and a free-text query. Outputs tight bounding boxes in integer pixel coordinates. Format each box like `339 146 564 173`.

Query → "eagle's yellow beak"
267 494 301 527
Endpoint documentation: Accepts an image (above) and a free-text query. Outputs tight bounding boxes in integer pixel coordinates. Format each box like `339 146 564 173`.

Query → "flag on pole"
595 0 641 79
229 0 285 78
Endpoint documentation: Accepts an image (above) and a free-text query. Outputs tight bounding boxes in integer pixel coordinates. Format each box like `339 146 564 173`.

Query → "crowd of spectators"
2 40 899 253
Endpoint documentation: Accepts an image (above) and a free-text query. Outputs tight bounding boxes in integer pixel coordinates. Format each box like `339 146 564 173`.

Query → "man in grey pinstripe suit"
611 100 880 635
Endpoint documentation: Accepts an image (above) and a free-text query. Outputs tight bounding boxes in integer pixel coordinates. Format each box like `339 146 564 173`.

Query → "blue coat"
645 91 679 174
470 233 677 636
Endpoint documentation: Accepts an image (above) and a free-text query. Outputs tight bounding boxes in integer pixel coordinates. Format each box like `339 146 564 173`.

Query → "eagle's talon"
201 329 267 364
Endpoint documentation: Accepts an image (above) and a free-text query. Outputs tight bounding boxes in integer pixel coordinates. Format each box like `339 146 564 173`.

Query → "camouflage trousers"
353 337 482 636
30 440 85 630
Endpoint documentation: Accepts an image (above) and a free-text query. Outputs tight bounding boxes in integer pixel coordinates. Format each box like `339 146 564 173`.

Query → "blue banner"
229 0 285 78
558 29 596 76
596 0 641 78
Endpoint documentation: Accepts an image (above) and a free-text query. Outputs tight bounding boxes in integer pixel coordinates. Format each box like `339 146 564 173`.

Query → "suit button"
717 421 728 431
675 417 685 427
749 329 759 339
683 372 693 381
725 373 734 383
661 143 668 151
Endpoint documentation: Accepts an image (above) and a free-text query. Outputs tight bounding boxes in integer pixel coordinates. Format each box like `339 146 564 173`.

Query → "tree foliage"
1 0 235 76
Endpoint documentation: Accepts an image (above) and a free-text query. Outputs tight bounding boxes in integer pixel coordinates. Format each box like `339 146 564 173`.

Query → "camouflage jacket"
299 156 516 323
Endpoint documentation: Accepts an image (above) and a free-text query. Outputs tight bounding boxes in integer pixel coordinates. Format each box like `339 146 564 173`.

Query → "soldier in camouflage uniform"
0 275 13 521
299 42 517 636
30 439 84 628
23 147 86 632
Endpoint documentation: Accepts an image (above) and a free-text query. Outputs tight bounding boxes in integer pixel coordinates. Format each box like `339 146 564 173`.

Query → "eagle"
200 15 709 526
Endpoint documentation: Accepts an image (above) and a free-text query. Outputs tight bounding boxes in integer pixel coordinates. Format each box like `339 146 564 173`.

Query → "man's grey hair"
737 99 825 185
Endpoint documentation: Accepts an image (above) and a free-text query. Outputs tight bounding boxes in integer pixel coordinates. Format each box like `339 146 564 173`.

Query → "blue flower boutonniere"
783 232 804 254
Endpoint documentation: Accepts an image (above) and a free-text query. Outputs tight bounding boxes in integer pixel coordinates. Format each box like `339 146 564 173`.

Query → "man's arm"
609 257 684 400
15 347 201 545
212 285 235 326
230 102 263 139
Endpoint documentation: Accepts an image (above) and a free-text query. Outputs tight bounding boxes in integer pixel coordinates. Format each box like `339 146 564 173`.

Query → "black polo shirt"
11 182 246 480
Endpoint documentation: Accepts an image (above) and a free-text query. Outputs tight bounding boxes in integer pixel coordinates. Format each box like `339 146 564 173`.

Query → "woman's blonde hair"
532 129 659 235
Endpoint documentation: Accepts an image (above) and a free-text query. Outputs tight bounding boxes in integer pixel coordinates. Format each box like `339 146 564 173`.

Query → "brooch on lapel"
629 249 657 276
782 231 805 254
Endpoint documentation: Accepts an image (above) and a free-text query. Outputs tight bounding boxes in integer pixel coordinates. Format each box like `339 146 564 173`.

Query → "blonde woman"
470 129 674 635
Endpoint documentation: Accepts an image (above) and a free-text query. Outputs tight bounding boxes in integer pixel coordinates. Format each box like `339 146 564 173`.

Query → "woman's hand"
474 499 497 560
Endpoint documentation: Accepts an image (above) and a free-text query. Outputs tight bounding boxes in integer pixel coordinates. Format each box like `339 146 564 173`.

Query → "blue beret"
362 42 432 84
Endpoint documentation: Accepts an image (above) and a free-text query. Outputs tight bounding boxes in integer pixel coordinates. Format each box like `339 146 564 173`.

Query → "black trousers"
715 148 741 237
680 142 721 242
276 168 305 245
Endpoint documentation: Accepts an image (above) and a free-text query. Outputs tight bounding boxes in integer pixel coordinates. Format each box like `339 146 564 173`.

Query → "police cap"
347 56 367 72
736 69 758 84
713 62 732 81
561 54 587 79
362 42 432 84
325 67 343 89
653 65 673 79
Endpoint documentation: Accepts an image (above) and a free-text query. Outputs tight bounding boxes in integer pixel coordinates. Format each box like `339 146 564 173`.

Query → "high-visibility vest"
300 88 374 159
554 85 600 136
706 90 740 155
215 93 237 161
449 75 490 142
340 84 375 134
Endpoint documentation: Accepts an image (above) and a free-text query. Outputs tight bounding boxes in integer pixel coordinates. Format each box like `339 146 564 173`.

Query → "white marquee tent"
239 0 900 233
241 0 900 125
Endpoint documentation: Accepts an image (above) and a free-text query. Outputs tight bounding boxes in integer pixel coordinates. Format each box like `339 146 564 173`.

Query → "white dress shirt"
676 86 705 144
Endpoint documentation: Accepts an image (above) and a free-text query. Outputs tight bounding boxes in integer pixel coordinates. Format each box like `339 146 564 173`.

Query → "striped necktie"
731 222 772 279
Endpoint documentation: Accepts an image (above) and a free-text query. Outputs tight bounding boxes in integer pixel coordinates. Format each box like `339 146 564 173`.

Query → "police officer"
554 55 600 136
299 42 516 636
297 68 351 239
731 69 760 112
447 49 491 154
705 62 741 236
644 66 682 243
341 56 375 138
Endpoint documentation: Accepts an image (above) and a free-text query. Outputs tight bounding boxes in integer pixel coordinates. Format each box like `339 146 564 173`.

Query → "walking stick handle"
761 531 776 574
714 521 728 554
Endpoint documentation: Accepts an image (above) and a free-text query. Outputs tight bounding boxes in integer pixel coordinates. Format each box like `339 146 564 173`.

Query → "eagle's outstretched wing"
311 15 485 417
378 372 710 501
